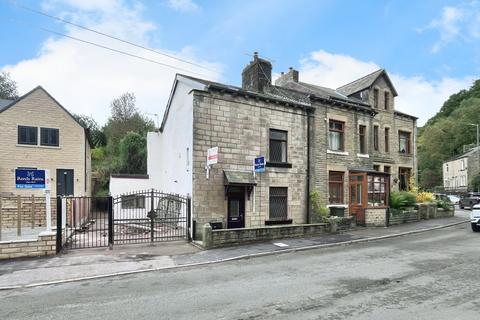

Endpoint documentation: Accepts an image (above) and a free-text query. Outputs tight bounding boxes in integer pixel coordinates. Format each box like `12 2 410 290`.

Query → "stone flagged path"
0 212 470 290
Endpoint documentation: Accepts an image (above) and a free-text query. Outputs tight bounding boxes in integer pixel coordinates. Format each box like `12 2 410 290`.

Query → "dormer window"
384 91 389 110
373 88 379 108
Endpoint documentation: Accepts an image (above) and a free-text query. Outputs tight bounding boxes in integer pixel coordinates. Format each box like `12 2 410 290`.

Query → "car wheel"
472 223 480 232
460 204 464 209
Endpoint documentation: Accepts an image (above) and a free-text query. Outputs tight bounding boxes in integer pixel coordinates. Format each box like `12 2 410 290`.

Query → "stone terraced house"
157 53 417 237
0 86 91 198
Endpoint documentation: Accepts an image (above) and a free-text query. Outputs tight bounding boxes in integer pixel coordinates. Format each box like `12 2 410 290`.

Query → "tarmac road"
1 220 478 320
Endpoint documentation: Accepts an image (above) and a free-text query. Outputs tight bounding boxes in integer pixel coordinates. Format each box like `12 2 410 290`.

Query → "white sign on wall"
207 146 218 165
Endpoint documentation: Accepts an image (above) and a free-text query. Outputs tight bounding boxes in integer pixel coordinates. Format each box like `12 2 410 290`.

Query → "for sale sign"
15 169 46 189
207 146 218 165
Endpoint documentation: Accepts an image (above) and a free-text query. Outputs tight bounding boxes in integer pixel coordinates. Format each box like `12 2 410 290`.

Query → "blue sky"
1 0 479 125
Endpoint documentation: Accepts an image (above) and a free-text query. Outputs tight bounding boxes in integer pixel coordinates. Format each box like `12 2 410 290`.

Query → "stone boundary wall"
0 231 56 260
0 196 57 229
389 210 419 225
365 208 387 227
202 217 355 249
388 204 455 226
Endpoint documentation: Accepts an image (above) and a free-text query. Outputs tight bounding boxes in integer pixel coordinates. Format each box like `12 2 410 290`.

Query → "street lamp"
468 123 480 192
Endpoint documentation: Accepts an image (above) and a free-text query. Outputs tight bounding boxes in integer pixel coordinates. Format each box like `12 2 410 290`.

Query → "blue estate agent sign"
254 156 265 173
15 169 46 189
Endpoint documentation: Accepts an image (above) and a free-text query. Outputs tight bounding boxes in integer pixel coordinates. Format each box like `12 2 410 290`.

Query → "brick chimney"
241 52 272 93
275 67 299 87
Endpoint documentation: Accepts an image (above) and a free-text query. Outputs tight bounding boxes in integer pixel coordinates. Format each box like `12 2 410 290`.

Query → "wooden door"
349 172 367 224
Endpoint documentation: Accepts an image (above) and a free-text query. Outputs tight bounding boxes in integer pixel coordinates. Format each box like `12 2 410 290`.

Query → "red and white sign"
207 147 218 165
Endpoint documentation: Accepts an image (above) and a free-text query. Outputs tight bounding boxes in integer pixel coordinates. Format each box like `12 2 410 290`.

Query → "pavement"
0 210 471 290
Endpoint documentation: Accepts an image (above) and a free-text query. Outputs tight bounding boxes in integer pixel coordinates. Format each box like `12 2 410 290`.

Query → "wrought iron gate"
56 190 191 251
113 190 190 244
57 196 113 251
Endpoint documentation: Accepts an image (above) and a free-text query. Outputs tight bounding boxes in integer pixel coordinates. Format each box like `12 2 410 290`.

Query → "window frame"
367 173 389 208
384 127 390 153
40 127 60 147
373 88 379 108
269 187 288 221
373 125 379 151
329 171 344 204
399 167 411 191
384 91 389 110
328 120 345 151
121 195 146 209
17 125 38 145
399 131 411 154
269 129 288 164
359 125 367 154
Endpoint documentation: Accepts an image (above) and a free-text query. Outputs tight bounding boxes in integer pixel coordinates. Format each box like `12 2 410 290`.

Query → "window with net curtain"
269 129 287 163
329 120 344 151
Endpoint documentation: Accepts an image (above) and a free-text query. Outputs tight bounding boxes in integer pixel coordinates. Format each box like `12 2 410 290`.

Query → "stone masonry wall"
192 91 309 237
362 76 417 191
313 102 376 214
365 208 387 227
0 87 91 198
0 231 56 260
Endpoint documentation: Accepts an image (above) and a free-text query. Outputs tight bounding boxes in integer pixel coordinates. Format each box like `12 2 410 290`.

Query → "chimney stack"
241 52 272 93
275 67 299 86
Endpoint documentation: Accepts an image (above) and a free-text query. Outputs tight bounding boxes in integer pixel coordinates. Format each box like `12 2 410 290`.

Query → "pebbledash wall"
191 90 310 232
0 87 91 198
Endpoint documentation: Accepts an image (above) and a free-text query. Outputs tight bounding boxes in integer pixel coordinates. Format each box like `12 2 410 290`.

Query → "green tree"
0 71 19 100
117 132 147 174
104 92 154 143
418 81 480 190
73 113 107 147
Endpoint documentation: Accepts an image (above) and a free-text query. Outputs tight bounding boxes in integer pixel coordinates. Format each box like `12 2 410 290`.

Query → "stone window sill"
327 150 349 156
327 204 348 208
357 153 370 158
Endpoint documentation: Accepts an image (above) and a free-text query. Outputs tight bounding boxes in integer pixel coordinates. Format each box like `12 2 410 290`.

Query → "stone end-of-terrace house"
157 53 417 237
0 86 92 198
443 146 480 193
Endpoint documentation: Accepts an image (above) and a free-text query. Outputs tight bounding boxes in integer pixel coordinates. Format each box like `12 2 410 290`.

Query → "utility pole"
469 123 480 191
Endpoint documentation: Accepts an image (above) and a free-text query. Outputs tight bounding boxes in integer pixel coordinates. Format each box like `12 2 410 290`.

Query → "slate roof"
337 69 398 97
456 146 480 160
0 98 13 111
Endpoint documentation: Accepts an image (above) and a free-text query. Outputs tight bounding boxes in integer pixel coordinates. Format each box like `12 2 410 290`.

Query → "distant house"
0 86 92 197
443 146 480 193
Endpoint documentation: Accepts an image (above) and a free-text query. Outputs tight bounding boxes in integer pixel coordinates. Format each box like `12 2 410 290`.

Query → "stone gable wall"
191 91 309 237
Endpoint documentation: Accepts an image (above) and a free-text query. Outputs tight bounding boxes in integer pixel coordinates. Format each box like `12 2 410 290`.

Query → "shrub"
416 191 435 203
310 188 329 222
390 191 416 209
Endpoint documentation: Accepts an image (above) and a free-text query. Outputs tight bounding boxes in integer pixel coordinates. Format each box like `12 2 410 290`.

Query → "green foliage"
75 92 153 196
418 80 480 189
117 132 147 174
390 191 416 209
470 175 480 192
436 199 452 210
0 71 19 100
73 114 106 147
310 188 329 222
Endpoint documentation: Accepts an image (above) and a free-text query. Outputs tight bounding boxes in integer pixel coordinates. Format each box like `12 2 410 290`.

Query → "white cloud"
167 0 199 12
2 0 220 124
296 50 474 126
421 2 480 53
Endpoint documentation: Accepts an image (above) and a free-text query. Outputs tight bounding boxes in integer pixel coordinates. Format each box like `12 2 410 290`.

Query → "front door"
57 169 74 196
227 187 245 229
349 172 367 225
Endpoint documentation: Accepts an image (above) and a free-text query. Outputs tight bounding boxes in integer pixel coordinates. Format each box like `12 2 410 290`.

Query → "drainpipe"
306 108 312 224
